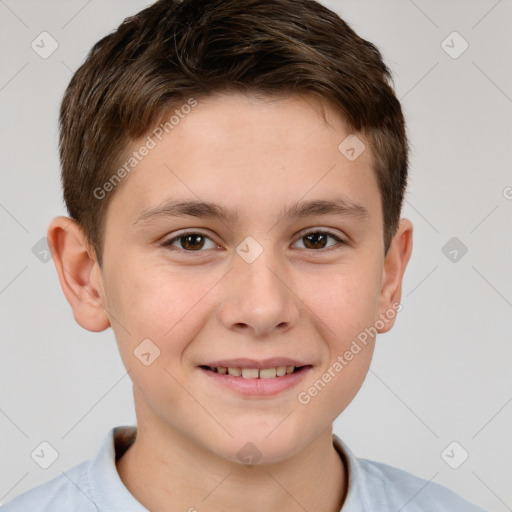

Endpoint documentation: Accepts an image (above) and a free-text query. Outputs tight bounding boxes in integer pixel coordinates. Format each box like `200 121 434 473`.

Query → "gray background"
1 1 511 510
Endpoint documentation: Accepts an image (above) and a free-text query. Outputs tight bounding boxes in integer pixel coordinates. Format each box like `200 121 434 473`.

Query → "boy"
2 0 486 510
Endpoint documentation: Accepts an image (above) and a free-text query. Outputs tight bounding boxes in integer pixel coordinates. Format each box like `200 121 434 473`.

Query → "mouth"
198 358 312 397
199 364 309 379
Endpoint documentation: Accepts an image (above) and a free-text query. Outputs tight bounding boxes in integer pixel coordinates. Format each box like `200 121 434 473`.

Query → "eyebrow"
133 197 369 226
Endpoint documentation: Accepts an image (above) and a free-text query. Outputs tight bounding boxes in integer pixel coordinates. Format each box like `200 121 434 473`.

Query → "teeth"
213 365 299 378
259 368 277 379
242 368 259 379
276 366 287 377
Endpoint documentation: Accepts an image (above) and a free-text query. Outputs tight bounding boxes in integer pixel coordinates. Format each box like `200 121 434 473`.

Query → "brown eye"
179 234 205 250
163 232 217 251
294 230 344 250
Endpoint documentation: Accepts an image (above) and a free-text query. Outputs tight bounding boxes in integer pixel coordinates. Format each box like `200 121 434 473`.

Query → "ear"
47 216 111 332
377 218 413 333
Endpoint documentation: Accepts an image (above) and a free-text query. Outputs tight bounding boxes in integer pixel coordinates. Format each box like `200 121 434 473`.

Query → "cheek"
297 279 378 424
306 258 382 347
105 264 211 404
108 262 222 357
304 258 382 410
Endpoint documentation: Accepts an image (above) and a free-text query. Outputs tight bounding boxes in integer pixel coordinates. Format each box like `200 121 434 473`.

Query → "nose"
219 248 301 338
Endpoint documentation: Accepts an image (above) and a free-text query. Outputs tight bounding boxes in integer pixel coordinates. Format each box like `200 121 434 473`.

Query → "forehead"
106 92 381 228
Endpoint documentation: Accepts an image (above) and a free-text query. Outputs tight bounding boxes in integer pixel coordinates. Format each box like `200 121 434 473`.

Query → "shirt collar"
88 425 146 511
332 433 373 512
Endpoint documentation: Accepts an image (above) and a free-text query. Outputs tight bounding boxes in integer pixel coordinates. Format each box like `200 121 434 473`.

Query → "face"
95 92 401 463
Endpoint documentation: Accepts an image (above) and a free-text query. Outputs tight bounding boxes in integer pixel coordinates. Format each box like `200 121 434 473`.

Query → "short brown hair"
59 0 408 266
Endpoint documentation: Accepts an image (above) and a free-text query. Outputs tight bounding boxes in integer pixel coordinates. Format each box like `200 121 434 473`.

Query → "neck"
116 419 347 512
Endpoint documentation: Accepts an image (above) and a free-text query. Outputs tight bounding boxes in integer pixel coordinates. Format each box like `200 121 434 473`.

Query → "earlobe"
377 218 413 333
47 216 111 332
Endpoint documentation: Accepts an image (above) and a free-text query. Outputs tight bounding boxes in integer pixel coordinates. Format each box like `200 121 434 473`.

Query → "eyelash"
161 229 346 253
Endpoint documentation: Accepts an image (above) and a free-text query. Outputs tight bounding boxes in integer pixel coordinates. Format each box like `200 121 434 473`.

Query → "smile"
198 362 312 397
200 365 306 379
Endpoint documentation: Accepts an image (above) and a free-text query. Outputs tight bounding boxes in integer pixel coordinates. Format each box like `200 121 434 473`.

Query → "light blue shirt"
1 426 486 511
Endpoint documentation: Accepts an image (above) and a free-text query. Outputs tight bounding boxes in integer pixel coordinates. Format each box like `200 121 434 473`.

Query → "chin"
211 423 311 466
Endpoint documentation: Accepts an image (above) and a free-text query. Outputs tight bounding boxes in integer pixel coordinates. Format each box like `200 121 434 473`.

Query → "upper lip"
201 358 310 369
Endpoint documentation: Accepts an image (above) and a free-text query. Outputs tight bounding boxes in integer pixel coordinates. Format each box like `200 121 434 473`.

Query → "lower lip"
199 367 312 397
